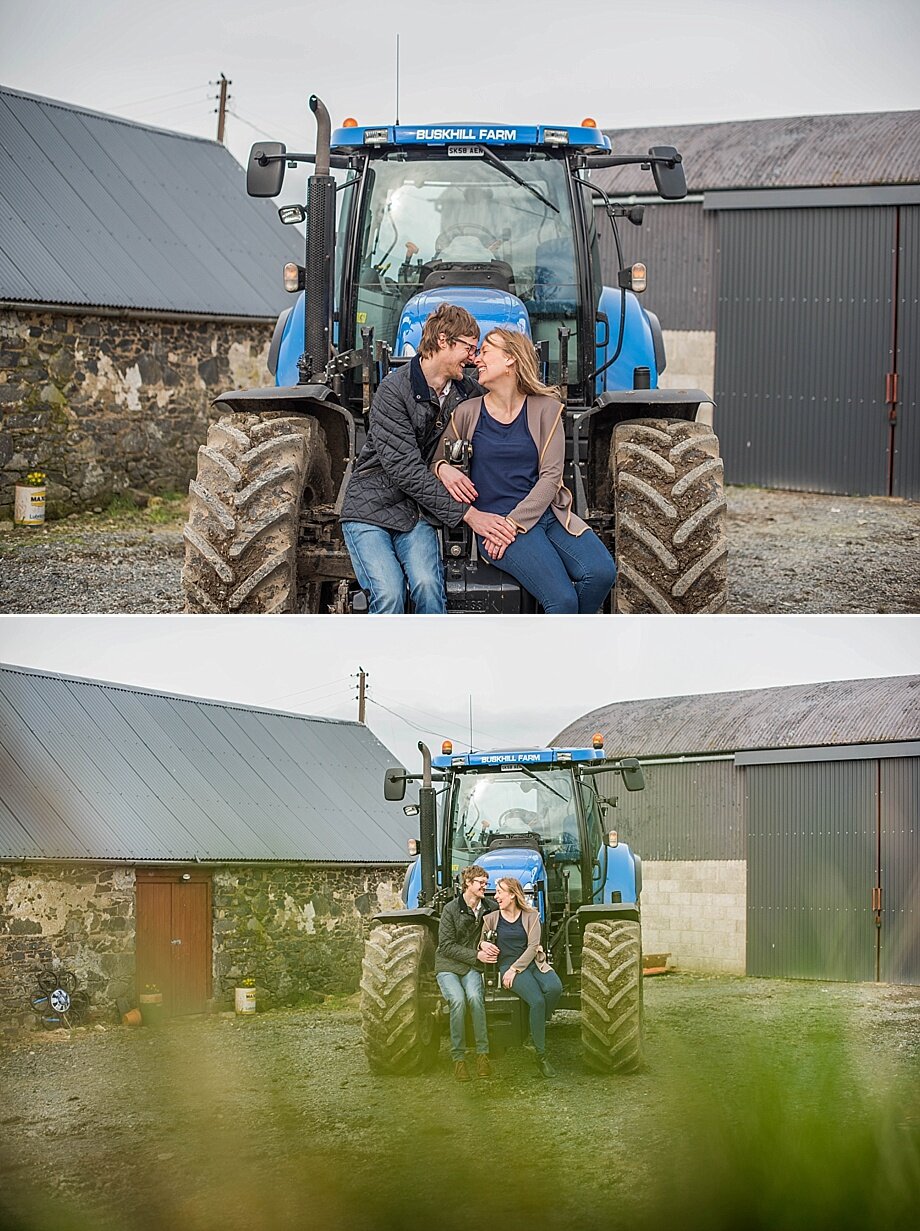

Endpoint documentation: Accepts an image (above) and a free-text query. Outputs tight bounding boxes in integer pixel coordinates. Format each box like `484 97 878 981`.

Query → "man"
339 303 515 613
435 864 500 1082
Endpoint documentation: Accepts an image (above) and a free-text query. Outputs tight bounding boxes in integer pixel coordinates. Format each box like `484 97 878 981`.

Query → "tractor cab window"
354 153 579 384
448 768 587 903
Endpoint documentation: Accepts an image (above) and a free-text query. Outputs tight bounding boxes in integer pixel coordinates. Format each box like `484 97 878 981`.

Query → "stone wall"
212 864 404 1006
0 307 273 516
0 863 136 1034
0 862 406 1033
640 860 747 975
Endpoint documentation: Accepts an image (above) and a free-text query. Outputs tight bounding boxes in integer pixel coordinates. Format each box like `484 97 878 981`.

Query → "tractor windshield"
448 767 581 871
354 153 579 378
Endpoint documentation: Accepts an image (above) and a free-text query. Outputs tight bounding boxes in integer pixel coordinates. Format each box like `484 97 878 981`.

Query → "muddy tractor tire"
360 924 440 1075
182 412 333 613
581 919 643 1073
612 418 727 614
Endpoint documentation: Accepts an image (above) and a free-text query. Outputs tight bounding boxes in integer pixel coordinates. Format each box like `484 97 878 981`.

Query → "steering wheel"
498 808 538 830
436 224 498 254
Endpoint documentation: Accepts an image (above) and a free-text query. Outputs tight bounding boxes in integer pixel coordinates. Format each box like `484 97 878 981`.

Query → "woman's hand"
502 968 517 989
436 463 478 503
463 508 516 546
483 535 508 560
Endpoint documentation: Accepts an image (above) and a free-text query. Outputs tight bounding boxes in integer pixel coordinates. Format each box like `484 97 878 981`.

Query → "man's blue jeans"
436 970 489 1061
341 520 446 614
480 508 617 613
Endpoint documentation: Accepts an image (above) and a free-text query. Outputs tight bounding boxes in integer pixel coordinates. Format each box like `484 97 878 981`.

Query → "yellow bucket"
14 484 46 526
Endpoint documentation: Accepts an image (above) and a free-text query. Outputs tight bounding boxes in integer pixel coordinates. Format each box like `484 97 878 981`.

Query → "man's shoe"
453 1059 471 1083
476 1054 491 1077
522 1038 536 1054
535 1055 557 1078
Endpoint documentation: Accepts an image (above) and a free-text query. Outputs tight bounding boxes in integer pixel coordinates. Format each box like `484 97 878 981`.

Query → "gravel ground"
1 975 918 1231
1 487 919 614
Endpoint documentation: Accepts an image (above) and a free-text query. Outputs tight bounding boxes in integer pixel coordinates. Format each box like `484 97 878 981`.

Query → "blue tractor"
182 97 725 614
361 739 647 1073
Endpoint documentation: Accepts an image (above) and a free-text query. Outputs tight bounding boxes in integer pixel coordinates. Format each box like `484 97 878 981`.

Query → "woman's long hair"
496 876 535 913
483 328 562 400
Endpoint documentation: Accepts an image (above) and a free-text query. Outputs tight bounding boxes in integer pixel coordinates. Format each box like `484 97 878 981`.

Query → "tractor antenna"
395 34 400 125
469 694 473 751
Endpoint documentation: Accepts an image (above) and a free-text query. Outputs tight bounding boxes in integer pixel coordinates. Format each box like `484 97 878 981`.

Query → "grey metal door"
746 760 877 981
893 207 920 499
880 757 920 983
717 206 896 496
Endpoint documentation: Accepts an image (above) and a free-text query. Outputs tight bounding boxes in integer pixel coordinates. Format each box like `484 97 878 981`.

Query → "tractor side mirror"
247 142 287 197
620 758 646 792
650 146 687 200
383 767 407 802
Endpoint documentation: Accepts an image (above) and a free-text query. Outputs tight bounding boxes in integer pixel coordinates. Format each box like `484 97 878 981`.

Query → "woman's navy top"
470 399 538 517
496 911 529 971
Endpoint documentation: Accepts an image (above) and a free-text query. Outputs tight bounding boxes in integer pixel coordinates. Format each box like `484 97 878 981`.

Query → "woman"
432 328 617 613
481 877 563 1078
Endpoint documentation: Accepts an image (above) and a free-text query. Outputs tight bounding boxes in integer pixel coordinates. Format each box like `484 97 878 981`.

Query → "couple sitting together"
435 865 563 1081
340 302 617 614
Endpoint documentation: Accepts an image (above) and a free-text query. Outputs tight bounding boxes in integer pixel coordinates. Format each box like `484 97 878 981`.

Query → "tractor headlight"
544 128 569 145
363 128 388 145
283 262 305 292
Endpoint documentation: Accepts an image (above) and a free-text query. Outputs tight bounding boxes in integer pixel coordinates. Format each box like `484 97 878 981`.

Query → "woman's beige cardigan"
480 906 552 975
431 394 589 536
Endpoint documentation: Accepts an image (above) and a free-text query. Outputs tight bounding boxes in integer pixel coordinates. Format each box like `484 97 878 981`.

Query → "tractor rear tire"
581 919 643 1073
182 412 333 613
360 924 440 1075
613 418 727 613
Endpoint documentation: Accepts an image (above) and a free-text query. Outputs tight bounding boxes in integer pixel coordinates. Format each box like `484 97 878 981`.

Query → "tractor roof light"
363 127 389 145
592 732 604 749
544 128 569 146
343 117 358 128
442 740 453 755
582 117 598 129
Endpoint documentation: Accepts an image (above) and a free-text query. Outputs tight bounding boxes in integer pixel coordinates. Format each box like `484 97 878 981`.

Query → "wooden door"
136 869 212 1016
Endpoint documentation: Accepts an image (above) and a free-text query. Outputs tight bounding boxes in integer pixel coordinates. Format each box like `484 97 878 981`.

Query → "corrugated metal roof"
0 663 413 863
0 85 300 316
554 676 920 758
596 111 920 195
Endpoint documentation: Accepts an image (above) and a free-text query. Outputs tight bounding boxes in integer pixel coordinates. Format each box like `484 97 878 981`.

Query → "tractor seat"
421 261 515 294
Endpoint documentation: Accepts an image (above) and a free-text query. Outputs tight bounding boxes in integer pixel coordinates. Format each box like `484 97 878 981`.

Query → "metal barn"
595 112 920 498
555 676 920 984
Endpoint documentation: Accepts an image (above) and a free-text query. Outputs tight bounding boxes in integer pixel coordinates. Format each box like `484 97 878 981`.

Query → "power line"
370 689 507 745
109 83 209 110
267 677 351 703
367 697 474 749
225 108 275 141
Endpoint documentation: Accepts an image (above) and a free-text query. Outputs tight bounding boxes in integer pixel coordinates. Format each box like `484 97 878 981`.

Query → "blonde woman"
480 877 563 1078
432 328 617 613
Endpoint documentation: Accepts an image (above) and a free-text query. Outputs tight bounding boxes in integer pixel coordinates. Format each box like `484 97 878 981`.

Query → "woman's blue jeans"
342 520 445 614
504 963 563 1055
436 970 489 1061
481 509 616 613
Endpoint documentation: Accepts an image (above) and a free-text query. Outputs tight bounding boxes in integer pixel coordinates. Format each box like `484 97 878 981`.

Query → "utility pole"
215 73 231 144
357 666 367 724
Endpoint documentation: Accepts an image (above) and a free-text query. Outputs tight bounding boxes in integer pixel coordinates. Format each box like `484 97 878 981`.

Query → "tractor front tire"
182 412 333 613
360 924 440 1075
581 919 643 1073
613 418 727 613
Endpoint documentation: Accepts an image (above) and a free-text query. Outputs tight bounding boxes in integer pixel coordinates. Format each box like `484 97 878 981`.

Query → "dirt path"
1 976 918 1231
1 487 918 614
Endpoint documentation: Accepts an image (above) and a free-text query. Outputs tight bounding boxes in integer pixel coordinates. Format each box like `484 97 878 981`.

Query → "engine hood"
478 846 545 892
395 286 530 356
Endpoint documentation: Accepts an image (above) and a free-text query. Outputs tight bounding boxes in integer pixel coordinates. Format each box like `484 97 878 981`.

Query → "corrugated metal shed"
595 111 920 195
554 676 920 757
0 663 412 863
0 85 299 316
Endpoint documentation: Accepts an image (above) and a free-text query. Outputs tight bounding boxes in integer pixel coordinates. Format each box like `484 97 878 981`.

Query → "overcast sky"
1 615 917 769
1 0 918 168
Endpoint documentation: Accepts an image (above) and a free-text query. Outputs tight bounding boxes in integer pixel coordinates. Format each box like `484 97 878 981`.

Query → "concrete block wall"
640 860 746 974
661 329 716 427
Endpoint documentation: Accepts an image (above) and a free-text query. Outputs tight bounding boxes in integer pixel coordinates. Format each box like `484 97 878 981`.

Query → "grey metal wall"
596 202 717 332
880 757 920 983
746 761 877 981
716 206 896 496
593 759 741 860
895 206 920 499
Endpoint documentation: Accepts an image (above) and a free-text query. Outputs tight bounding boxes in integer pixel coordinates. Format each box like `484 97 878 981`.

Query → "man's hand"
463 508 516 546
477 944 499 963
437 463 478 503
502 968 517 989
